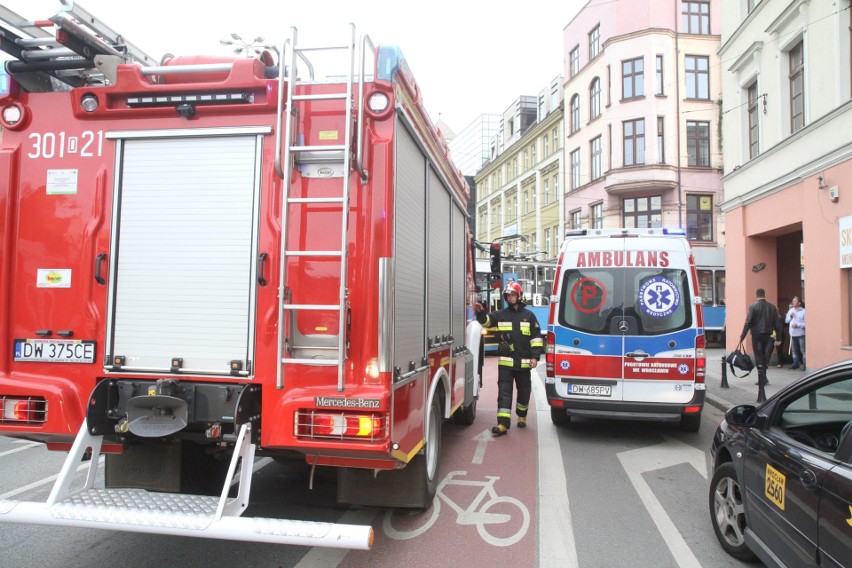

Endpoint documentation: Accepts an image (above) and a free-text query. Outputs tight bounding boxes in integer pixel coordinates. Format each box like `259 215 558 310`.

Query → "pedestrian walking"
474 282 544 436
785 296 806 371
740 288 783 387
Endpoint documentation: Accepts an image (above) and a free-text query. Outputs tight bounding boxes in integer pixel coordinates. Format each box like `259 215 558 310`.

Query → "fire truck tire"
412 395 442 507
452 398 477 425
181 442 231 496
550 407 571 426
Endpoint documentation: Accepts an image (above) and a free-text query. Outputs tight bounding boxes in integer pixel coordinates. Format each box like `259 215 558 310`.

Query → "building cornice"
766 0 810 36
728 41 764 73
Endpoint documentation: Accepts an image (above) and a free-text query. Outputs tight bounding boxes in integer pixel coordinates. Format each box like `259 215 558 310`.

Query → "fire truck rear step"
0 420 373 549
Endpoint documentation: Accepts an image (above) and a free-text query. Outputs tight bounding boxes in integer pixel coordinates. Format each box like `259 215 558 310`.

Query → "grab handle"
94 253 107 285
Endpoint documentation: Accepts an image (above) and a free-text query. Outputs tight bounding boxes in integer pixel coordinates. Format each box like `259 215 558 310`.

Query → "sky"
1 0 585 132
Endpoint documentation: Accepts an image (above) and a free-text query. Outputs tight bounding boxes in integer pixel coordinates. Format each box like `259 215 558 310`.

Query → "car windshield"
558 267 692 335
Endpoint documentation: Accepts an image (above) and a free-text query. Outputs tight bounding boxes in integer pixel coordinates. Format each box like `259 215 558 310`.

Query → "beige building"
474 81 565 269
720 0 852 368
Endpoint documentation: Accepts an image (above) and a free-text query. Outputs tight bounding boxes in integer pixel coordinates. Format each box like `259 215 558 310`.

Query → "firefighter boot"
517 416 527 428
491 424 508 436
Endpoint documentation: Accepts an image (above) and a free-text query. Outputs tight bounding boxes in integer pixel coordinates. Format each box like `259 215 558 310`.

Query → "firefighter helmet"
503 281 523 301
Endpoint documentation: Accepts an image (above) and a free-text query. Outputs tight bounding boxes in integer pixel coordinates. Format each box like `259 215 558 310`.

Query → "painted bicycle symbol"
383 470 530 546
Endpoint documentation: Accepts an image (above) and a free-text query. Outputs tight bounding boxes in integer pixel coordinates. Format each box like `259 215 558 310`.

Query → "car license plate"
567 384 612 397
14 339 96 364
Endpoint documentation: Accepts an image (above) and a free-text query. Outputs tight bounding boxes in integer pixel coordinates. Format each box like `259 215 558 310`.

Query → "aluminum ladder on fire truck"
0 0 156 88
274 25 369 392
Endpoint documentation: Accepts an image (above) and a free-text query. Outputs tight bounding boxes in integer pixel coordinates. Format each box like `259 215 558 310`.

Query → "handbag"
726 341 755 377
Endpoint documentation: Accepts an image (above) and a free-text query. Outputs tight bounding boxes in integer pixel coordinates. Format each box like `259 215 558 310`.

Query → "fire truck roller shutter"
105 132 264 375
427 165 451 350
451 204 466 351
392 119 427 377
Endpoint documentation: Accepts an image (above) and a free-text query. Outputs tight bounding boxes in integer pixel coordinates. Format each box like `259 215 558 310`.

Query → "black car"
709 360 852 567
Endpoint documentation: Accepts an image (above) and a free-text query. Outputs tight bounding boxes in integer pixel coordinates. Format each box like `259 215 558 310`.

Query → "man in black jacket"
740 288 783 387
474 282 544 436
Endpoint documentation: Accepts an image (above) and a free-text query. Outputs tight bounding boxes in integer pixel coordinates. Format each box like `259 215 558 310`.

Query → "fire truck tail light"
0 102 29 130
0 396 47 424
367 92 389 113
295 410 388 441
80 94 99 112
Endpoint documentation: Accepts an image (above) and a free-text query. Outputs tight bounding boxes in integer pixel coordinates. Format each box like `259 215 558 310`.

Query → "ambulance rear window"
558 267 692 335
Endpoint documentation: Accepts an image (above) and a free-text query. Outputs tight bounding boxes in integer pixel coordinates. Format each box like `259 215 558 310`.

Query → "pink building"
562 1 724 264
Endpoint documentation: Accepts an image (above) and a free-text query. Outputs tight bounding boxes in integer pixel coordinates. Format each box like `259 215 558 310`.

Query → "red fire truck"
0 2 481 549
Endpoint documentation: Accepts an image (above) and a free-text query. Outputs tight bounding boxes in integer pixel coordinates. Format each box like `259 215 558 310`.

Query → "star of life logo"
638 276 680 318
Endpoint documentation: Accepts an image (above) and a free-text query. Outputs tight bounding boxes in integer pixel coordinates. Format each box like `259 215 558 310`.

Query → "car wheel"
680 413 701 432
550 407 570 426
709 461 757 561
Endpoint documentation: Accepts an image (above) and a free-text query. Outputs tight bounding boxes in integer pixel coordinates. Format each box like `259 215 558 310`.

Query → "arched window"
570 94 580 134
589 78 601 120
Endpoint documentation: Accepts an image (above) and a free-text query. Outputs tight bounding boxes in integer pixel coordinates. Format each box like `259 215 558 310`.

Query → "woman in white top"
785 296 806 371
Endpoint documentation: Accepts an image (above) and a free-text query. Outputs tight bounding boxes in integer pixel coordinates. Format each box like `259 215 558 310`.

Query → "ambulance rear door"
620 237 698 404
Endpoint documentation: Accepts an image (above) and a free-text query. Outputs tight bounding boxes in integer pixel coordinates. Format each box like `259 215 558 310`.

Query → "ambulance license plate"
567 384 612 397
14 339 96 364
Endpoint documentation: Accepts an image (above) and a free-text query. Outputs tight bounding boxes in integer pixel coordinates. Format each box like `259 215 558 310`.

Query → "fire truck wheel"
550 407 571 426
181 442 231 496
412 395 442 507
452 397 477 425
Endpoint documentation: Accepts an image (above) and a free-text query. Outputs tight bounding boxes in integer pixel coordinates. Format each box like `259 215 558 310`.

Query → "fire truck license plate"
567 384 612 397
14 339 96 363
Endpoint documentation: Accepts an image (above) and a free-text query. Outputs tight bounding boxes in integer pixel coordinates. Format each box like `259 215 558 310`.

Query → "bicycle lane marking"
341 356 538 566
532 366 580 568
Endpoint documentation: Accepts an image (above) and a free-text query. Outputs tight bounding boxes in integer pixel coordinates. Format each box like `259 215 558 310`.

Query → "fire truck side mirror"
489 243 501 274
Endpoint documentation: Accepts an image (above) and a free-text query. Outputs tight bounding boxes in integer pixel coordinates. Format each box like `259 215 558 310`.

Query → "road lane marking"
294 508 377 568
532 369 579 568
617 436 707 568
0 442 40 458
0 456 104 500
472 428 494 464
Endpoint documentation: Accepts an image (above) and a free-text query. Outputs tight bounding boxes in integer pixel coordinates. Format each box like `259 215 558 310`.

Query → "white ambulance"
545 229 706 431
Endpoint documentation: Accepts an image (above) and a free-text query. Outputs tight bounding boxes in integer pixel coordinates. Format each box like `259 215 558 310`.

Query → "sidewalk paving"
704 347 807 412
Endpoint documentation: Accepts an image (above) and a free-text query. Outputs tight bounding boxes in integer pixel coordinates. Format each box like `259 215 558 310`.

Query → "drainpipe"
675 0 683 229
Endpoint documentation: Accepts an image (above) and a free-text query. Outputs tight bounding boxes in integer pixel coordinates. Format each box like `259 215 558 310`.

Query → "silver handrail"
355 34 375 183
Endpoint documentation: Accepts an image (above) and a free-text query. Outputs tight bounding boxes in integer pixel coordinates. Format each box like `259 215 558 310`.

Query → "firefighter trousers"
496 366 531 429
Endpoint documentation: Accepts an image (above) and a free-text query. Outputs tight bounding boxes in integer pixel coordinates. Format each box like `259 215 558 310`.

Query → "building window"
523 190 529 215
589 25 600 59
523 149 529 170
687 120 710 167
552 225 560 256
544 229 551 257
682 1 710 35
544 134 550 156
543 179 550 205
747 83 760 159
789 40 805 133
686 195 713 241
590 77 601 119
657 116 665 164
623 196 662 228
570 94 581 134
553 174 559 200
571 209 581 230
531 142 536 165
570 46 580 77
655 55 664 95
685 55 710 99
512 157 518 178
623 118 645 166
591 136 602 180
552 126 559 150
591 202 603 229
622 57 644 99
571 148 581 189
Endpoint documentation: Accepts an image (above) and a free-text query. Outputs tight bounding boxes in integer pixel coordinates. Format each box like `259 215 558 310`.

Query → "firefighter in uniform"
474 282 544 436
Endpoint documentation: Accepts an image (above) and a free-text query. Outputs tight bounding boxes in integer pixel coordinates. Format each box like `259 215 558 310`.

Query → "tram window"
715 270 726 305
697 270 714 305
